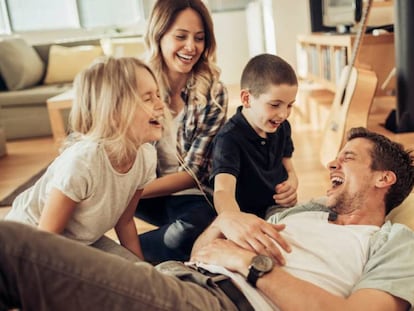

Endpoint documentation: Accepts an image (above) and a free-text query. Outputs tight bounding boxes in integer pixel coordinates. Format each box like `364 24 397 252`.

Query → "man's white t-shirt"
198 210 380 310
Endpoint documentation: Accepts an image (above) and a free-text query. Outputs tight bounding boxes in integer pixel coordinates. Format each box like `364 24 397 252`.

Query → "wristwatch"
246 255 274 287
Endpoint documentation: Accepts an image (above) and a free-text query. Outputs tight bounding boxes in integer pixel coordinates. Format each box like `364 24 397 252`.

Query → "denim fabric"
156 262 254 311
136 195 217 262
0 221 236 311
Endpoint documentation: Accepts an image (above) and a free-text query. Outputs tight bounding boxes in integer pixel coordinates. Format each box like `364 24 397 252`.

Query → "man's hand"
216 211 290 265
191 238 255 276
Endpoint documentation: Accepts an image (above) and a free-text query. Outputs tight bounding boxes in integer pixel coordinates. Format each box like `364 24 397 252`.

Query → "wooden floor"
1 85 414 226
0 137 58 219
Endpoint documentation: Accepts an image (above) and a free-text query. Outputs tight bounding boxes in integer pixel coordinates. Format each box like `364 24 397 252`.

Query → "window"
0 0 250 38
77 0 144 29
0 0 10 34
0 0 144 33
6 0 79 31
208 0 251 12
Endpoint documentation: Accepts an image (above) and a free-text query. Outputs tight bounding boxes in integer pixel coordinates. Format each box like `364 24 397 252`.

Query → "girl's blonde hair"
144 0 222 108
64 56 158 168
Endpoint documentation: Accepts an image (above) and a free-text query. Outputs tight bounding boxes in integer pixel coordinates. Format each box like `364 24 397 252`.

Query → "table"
100 37 146 58
46 89 74 143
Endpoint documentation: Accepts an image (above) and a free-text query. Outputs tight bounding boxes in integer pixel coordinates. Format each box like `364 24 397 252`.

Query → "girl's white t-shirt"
6 140 156 244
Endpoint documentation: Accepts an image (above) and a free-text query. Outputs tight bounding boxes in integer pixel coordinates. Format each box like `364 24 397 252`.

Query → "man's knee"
0 221 33 242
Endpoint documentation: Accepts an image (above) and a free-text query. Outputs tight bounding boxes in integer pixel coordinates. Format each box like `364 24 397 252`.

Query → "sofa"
0 36 103 140
387 192 414 230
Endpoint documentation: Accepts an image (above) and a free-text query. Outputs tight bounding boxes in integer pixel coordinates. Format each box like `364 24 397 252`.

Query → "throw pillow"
0 37 45 91
43 45 103 84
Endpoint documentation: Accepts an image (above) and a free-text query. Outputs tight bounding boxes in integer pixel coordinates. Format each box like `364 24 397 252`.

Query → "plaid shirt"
176 82 228 187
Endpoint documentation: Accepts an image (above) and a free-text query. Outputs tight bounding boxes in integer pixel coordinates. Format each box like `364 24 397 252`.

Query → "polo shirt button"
261 141 266 145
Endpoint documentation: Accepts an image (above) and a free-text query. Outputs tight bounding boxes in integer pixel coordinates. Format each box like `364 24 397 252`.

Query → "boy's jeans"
0 221 237 311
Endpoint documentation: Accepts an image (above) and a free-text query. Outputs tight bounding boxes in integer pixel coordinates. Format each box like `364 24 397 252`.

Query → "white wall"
245 1 266 57
213 0 311 84
271 0 310 71
212 10 250 85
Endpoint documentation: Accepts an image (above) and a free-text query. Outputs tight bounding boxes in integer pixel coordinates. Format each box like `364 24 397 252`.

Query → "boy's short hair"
241 53 298 97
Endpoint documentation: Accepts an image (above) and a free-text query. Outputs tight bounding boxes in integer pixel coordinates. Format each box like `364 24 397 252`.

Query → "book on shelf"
309 45 319 77
333 47 348 85
296 42 308 78
321 46 331 81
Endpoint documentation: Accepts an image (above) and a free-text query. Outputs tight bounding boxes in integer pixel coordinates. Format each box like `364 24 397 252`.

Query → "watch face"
252 255 274 272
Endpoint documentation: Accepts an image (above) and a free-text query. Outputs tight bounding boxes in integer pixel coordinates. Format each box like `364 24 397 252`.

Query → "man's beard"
328 191 365 216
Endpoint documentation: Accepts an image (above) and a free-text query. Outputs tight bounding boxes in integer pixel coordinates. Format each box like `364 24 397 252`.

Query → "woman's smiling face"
160 8 205 77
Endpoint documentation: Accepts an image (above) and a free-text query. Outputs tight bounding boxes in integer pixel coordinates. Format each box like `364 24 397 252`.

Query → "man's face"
326 138 377 214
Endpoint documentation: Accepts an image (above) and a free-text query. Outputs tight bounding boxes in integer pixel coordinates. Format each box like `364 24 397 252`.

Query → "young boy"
210 53 299 255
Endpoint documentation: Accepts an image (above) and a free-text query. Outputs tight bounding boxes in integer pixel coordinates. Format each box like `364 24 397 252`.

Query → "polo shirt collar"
232 106 278 143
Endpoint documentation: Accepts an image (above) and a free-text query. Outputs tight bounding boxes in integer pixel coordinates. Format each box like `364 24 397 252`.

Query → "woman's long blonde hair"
64 56 158 168
145 0 222 108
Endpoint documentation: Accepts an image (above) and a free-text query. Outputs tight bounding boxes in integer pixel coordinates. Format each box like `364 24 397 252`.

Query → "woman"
135 0 228 262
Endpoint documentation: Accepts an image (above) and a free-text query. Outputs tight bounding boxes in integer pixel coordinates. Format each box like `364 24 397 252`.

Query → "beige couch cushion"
43 44 103 84
0 38 45 90
387 193 414 230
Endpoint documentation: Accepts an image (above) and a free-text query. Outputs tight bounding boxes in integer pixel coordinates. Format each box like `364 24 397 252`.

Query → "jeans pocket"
155 261 214 289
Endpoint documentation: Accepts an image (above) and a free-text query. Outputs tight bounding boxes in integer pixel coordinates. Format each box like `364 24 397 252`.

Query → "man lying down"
1 127 413 311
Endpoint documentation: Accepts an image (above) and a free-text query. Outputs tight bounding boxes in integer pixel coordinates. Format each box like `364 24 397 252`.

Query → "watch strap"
246 266 261 287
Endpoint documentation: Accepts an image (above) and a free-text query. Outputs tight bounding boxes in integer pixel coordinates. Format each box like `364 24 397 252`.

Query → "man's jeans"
0 221 237 311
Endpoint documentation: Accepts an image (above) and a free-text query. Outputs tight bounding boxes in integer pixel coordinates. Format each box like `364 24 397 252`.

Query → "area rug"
0 167 47 207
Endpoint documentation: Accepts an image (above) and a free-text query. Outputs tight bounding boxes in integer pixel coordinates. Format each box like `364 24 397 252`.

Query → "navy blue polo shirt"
210 106 294 218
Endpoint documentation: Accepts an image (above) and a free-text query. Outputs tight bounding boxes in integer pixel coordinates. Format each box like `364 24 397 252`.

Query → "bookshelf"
297 32 395 97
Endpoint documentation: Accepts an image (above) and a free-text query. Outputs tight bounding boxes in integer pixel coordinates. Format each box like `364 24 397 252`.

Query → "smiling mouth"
177 53 193 61
149 116 163 127
269 120 280 127
331 176 344 188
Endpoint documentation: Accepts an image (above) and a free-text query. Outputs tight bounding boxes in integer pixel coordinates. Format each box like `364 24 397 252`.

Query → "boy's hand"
216 211 290 266
273 178 298 207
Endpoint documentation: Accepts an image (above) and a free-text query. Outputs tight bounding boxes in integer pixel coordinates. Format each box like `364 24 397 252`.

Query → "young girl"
134 0 228 262
5 56 164 260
